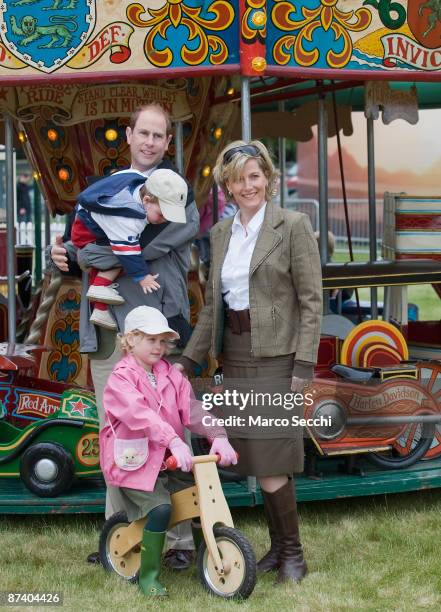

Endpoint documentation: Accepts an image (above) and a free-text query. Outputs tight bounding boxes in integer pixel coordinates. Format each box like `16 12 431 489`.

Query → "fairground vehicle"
193 259 441 474
99 454 256 600
0 344 99 497
304 259 441 471
0 1 441 513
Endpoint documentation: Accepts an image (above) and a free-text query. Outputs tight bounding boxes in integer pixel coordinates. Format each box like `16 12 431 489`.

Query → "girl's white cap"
124 306 180 339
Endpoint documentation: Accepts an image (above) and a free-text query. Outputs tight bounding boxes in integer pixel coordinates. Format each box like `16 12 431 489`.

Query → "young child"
101 306 237 597
71 169 188 330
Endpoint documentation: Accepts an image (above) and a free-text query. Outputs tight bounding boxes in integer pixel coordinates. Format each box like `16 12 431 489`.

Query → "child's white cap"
144 169 188 224
124 306 180 339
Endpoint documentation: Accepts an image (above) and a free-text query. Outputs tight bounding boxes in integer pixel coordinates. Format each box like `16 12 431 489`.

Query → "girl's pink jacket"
100 354 222 491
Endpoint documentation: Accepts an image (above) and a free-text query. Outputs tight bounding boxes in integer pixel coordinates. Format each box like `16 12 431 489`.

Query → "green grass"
2 490 441 611
333 252 368 263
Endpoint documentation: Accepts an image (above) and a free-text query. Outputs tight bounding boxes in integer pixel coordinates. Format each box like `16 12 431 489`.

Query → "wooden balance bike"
99 454 257 599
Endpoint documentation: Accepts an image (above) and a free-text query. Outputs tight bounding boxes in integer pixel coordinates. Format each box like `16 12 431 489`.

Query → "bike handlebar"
165 452 239 471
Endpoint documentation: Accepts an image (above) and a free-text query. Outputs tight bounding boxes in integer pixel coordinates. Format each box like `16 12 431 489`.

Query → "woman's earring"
228 190 232 197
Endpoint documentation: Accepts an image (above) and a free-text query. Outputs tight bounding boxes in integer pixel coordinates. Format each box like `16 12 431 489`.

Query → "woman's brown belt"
225 307 251 334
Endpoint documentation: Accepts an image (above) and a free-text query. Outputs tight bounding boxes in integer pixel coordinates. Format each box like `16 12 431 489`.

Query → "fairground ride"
1 1 441 512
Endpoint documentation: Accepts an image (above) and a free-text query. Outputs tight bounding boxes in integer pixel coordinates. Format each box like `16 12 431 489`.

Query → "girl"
101 305 237 597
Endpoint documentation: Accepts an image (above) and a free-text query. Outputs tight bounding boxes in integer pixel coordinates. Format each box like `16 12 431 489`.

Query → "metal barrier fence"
283 197 383 254
17 197 382 271
16 220 66 272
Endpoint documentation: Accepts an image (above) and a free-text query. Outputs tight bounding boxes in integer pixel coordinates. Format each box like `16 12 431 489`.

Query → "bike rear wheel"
99 511 140 582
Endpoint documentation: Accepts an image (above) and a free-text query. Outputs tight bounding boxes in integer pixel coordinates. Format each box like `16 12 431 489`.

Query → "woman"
178 141 322 584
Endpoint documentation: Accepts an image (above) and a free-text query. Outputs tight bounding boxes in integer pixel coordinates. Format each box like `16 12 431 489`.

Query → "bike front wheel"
197 525 256 600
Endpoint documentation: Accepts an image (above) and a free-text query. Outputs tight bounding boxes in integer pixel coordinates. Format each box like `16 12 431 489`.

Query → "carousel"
1 1 441 513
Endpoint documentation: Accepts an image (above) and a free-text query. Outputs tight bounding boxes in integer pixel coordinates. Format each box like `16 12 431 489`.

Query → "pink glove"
209 437 238 467
169 437 193 472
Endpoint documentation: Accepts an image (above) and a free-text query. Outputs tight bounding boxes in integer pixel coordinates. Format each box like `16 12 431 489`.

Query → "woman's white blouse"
221 204 267 310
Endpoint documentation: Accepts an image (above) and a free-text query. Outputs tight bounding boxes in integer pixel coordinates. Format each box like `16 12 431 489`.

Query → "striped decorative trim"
110 244 142 255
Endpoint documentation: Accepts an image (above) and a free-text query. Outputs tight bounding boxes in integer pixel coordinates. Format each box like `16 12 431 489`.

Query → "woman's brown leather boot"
266 480 308 583
256 490 282 573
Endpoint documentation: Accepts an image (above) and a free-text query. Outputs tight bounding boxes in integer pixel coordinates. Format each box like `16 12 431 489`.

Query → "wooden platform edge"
2 459 441 514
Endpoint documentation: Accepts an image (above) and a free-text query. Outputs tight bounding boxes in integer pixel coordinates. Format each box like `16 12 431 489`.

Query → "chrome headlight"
311 401 346 440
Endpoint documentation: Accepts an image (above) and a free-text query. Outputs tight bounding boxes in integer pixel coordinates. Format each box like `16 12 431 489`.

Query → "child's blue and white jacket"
76 171 151 281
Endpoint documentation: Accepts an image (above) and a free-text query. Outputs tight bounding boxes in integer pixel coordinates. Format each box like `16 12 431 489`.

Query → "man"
51 104 199 569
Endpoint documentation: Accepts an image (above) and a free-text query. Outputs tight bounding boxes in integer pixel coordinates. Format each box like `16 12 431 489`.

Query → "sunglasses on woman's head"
223 144 261 165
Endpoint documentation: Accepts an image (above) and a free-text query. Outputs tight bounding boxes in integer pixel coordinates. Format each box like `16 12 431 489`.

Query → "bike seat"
331 364 377 382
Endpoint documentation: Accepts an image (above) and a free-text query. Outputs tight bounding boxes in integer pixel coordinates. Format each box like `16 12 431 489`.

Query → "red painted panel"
408 321 441 345
396 215 441 230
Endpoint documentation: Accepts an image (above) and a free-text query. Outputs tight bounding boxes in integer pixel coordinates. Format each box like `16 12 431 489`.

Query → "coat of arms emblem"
0 0 96 72
408 0 441 49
